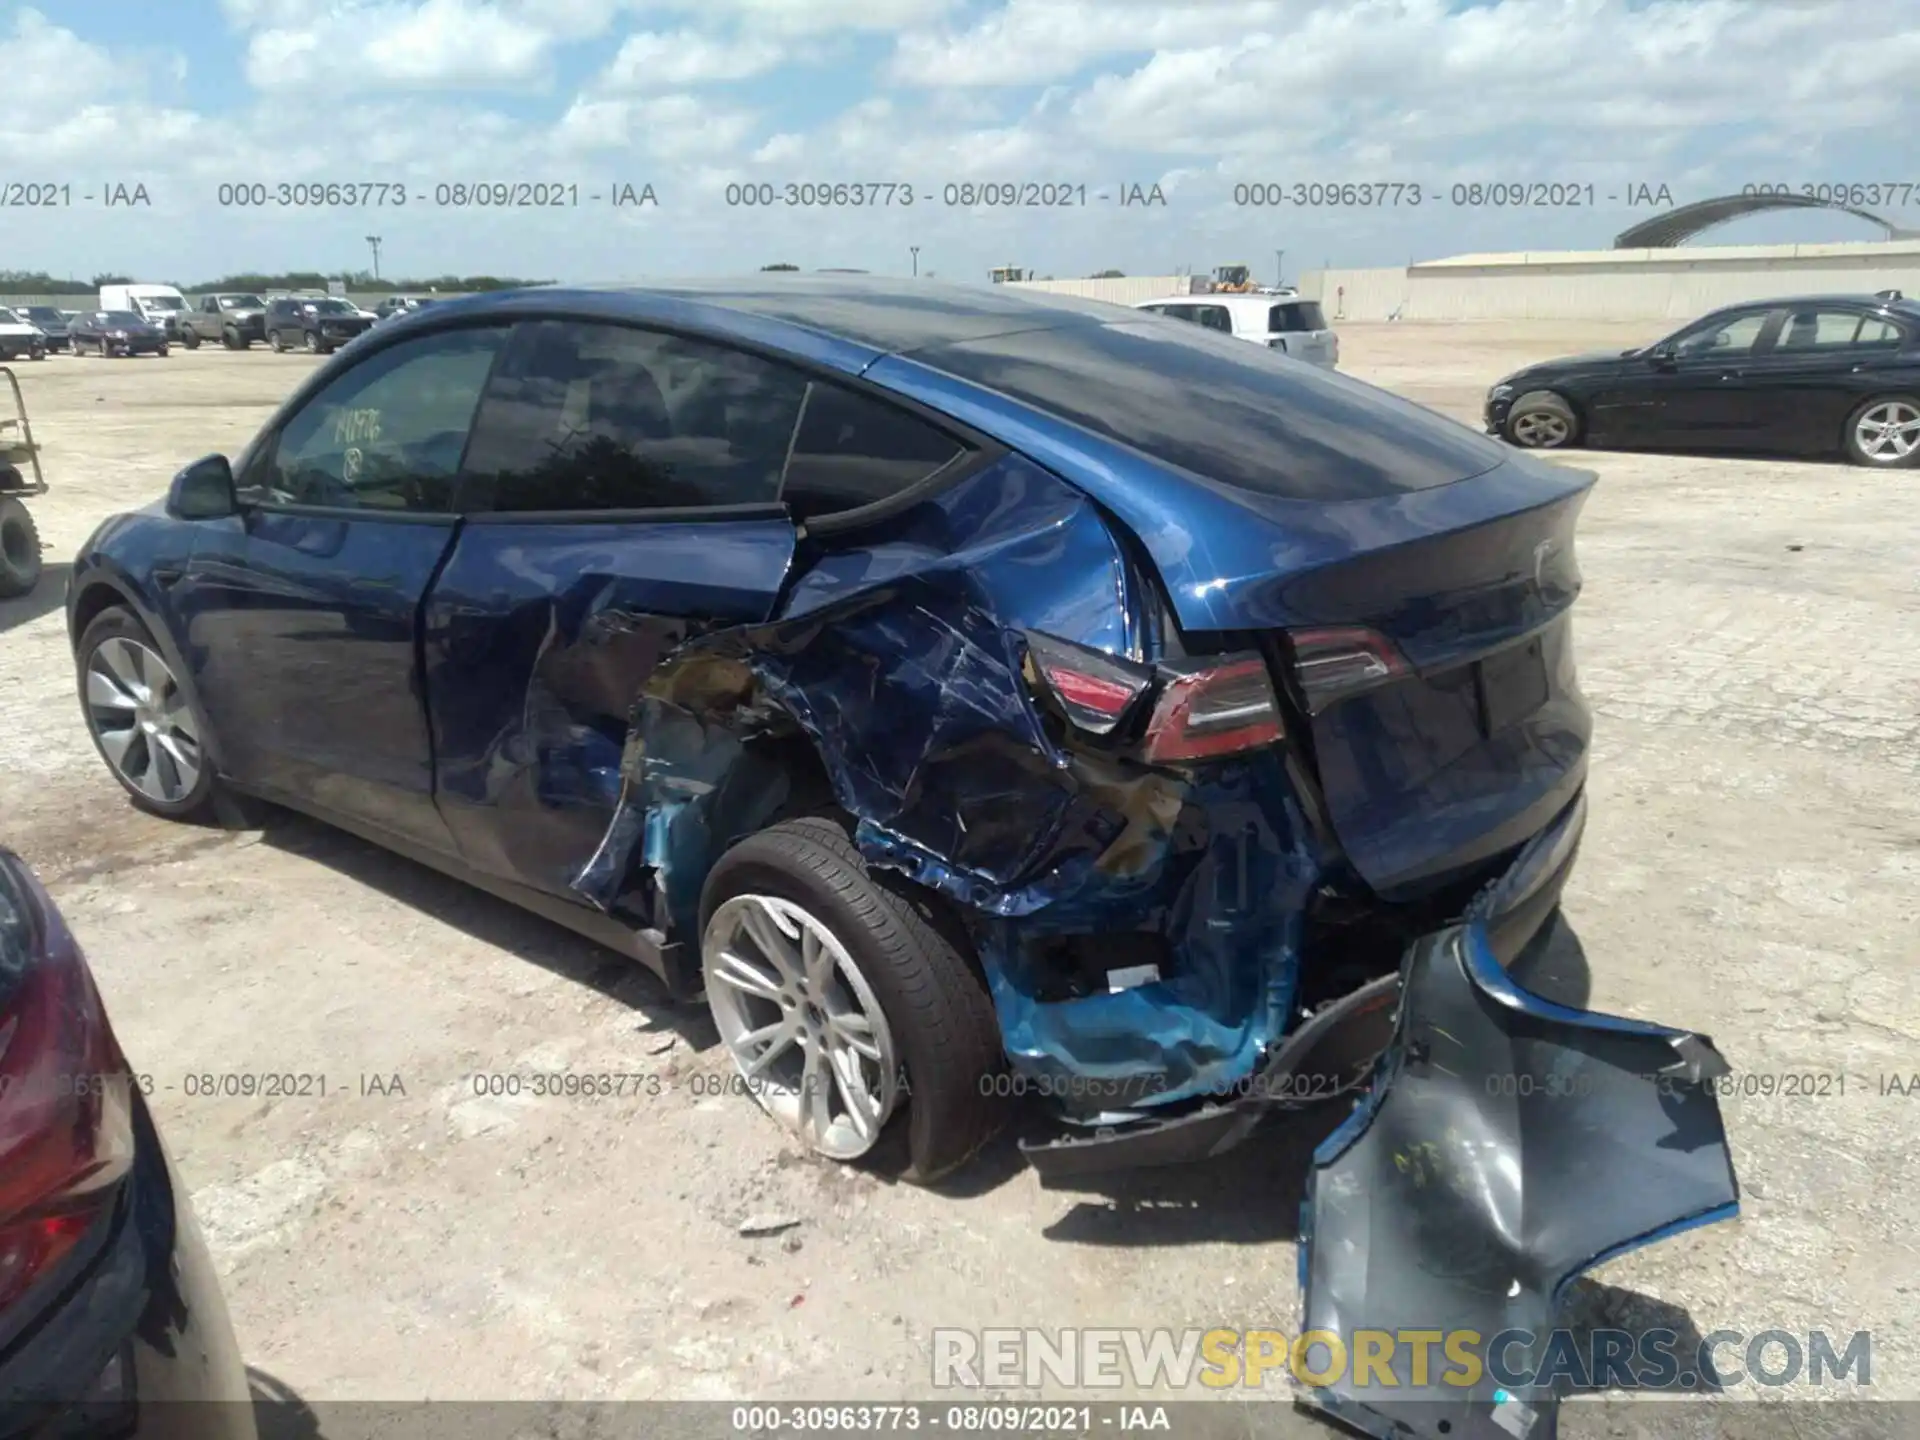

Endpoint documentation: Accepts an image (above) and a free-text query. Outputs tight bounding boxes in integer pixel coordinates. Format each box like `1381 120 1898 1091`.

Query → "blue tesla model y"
64 280 1738 1432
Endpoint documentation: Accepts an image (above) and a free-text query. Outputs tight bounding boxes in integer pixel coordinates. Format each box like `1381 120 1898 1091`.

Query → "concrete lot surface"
1 322 1915 1431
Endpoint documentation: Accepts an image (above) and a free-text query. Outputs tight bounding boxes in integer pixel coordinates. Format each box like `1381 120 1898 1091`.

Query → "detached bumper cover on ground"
1297 921 1741 1440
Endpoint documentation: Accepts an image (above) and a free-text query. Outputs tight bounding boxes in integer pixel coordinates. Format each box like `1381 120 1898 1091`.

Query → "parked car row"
0 290 441 358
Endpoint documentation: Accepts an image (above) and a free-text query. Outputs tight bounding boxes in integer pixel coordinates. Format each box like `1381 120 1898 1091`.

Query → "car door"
421 318 810 901
172 324 511 853
1647 307 1781 445
1737 307 1908 452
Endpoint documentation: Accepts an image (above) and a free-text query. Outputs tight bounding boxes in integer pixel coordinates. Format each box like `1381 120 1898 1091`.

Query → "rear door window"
920 319 1507 501
460 320 811 512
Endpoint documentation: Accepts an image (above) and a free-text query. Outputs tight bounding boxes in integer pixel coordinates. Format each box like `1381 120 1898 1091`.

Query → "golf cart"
0 367 46 598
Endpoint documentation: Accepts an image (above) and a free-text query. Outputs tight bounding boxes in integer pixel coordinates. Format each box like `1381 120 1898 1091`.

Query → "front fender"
68 524 234 777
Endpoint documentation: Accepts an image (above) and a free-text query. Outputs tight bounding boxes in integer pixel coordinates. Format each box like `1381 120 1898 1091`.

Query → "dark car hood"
1297 921 1739 1440
1503 349 1641 384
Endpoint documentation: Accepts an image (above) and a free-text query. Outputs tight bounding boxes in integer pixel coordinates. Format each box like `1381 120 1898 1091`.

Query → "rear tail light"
1287 625 1410 713
1142 656 1284 763
0 862 135 1313
1021 631 1152 736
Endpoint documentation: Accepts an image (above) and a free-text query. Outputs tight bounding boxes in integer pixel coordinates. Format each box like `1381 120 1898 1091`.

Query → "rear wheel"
0 495 41 599
1505 390 1579 449
1843 395 1920 468
699 816 1005 1182
76 607 214 820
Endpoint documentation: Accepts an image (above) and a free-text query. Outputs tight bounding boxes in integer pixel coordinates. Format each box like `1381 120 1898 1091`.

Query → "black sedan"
69 310 170 358
1487 291 1920 468
0 849 256 1437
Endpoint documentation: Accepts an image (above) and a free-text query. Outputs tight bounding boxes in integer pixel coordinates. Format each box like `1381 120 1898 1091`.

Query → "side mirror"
167 454 238 520
1646 342 1676 366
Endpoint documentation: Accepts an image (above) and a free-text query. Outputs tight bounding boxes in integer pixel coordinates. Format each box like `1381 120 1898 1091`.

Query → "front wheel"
182 327 201 349
1843 395 1920 468
76 607 215 820
699 816 1005 1182
269 329 286 352
1505 390 1579 449
97 338 109 358
302 330 320 354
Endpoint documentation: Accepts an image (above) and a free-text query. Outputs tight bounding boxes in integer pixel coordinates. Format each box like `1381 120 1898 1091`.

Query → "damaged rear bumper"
1296 919 1739 1440
1020 790 1588 1183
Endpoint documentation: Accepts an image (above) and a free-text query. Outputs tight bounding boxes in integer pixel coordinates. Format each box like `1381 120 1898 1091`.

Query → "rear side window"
780 382 967 519
1270 302 1327 332
462 320 810 512
922 320 1507 501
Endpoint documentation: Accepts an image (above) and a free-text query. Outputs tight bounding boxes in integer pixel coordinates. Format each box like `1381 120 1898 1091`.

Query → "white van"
98 284 191 339
1131 291 1340 369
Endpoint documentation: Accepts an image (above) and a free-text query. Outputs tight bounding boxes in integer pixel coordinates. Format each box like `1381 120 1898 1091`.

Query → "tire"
270 329 286 352
1504 390 1580 449
156 344 169 358
29 344 44 361
97 338 109 358
1842 395 1920 469
302 330 320 354
182 327 201 349
221 329 241 350
0 494 41 599
75 606 215 821
699 815 1006 1183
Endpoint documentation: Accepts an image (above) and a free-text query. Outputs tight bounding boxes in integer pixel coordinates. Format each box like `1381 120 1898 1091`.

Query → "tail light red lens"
1142 656 1285 763
0 859 135 1313
1021 631 1152 736
1286 625 1410 713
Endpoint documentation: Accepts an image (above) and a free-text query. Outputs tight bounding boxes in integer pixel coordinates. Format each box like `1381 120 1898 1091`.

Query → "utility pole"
910 245 920 277
365 235 383 280
1275 249 1284 287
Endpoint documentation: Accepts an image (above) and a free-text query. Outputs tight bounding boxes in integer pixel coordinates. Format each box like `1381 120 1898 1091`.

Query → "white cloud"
651 0 962 35
233 0 627 90
554 94 759 159
596 30 789 88
887 0 1286 87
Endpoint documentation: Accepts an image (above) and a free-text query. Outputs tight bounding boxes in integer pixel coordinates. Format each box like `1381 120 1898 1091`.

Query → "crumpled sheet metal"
568 454 1325 1103
1297 921 1740 1440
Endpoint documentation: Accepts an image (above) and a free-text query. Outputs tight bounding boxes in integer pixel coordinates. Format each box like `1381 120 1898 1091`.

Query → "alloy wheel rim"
702 894 901 1160
1512 411 1570 447
85 636 203 804
1856 402 1920 462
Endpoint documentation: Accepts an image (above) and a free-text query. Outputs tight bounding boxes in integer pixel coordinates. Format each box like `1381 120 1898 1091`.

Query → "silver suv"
1131 291 1340 368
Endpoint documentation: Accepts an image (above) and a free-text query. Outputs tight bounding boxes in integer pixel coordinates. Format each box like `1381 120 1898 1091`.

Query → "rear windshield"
917 319 1507 501
1269 301 1327 332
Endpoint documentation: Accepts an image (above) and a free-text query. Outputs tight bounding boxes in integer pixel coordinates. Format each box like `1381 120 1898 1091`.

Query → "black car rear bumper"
0 1093 255 1439
1020 789 1587 1182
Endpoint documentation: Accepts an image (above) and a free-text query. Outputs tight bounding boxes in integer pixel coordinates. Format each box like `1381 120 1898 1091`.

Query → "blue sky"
4 0 1916 286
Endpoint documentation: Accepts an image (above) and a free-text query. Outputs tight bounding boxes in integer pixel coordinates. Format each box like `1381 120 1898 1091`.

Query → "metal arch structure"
1613 192 1917 248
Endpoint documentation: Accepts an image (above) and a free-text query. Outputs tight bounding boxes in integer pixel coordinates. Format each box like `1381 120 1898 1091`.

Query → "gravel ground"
0 321 1915 1430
